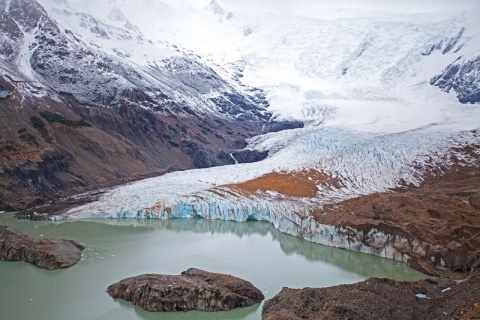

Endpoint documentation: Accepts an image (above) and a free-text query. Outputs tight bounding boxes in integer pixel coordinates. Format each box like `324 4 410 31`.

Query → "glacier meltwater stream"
0 213 427 320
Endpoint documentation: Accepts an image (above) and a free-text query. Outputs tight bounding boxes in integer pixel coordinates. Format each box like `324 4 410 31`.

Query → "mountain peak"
205 0 233 19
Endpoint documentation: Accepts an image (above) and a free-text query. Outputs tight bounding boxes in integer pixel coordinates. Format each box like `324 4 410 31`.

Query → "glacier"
19 0 480 266
65 126 480 265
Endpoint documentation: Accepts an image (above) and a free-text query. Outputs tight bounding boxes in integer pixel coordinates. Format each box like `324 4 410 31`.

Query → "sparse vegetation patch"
40 111 91 128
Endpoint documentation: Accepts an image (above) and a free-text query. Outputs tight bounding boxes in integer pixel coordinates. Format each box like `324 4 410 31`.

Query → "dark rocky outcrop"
431 56 480 103
0 224 84 270
231 149 269 164
107 268 264 312
262 271 480 320
262 120 304 133
180 140 235 168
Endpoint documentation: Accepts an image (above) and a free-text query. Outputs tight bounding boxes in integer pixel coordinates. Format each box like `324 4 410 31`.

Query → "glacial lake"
0 212 427 320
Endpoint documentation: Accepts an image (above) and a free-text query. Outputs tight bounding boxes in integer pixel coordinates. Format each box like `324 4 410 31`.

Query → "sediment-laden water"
0 213 426 320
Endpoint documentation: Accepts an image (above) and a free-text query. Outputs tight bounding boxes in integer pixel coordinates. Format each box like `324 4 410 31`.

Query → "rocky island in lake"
0 224 84 270
107 268 264 312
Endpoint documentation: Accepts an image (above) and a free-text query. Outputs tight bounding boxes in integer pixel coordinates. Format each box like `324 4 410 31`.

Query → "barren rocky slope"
262 271 480 320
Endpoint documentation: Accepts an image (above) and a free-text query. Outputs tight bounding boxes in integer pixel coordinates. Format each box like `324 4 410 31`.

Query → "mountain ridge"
0 0 273 210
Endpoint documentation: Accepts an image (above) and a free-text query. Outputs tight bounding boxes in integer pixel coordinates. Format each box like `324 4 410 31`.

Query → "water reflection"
99 300 261 320
42 217 419 279
95 219 414 278
0 213 426 320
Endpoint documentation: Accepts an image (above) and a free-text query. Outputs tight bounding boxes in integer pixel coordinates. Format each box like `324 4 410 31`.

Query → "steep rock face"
262 272 480 320
431 56 480 103
424 26 480 104
0 224 84 270
107 268 264 312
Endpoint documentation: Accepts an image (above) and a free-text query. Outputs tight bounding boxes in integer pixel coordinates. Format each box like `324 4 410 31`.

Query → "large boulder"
0 224 84 270
107 268 264 312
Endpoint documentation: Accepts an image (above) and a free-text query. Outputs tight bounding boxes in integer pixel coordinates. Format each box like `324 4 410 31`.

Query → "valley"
0 0 479 319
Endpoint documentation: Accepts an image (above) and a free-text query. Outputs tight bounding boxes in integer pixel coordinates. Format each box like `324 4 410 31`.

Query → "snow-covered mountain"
5 0 479 120
0 0 273 210
84 0 480 117
1 0 480 221
0 0 269 119
55 1 480 266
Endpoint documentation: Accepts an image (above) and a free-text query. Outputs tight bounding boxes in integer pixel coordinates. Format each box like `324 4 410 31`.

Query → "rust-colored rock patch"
227 170 334 198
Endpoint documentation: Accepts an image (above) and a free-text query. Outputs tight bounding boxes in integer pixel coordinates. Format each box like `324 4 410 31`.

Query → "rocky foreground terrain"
309 146 480 276
262 271 480 320
0 224 84 270
259 146 480 319
107 268 264 312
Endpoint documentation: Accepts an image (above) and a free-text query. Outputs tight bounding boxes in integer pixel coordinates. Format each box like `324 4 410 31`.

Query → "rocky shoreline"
262 271 480 320
310 159 480 276
0 224 84 270
107 268 264 312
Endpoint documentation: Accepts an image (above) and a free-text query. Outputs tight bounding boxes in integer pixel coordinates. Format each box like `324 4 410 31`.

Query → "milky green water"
0 213 427 320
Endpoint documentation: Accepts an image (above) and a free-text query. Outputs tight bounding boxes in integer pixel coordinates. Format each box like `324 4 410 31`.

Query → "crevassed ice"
66 126 478 220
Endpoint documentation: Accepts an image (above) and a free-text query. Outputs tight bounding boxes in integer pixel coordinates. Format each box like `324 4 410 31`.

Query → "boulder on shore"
107 268 264 312
0 224 84 270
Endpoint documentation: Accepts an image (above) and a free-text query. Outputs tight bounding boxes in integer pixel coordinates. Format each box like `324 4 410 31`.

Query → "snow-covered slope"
79 0 480 116
0 0 270 120
46 0 480 214
24 0 480 119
